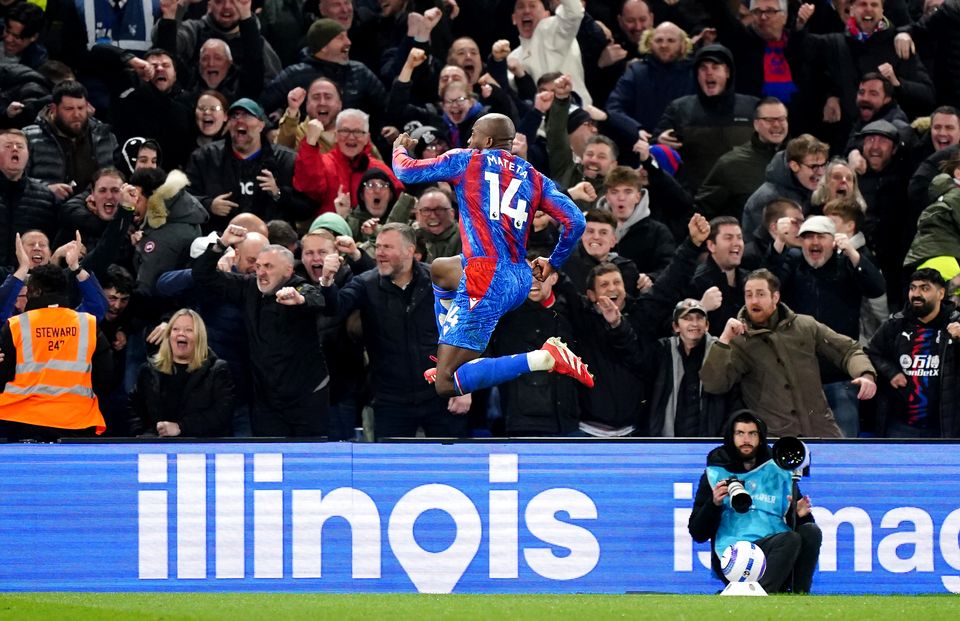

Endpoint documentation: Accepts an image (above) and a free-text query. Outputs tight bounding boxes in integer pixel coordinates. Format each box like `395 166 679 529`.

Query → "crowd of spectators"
1 0 959 440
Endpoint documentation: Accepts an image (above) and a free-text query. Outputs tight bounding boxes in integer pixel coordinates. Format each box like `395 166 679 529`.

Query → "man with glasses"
702 0 803 104
742 134 830 243
697 97 789 221
413 189 460 262
294 108 402 217
186 98 312 233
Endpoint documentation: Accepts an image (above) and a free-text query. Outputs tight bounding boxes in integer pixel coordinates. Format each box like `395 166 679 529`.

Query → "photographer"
688 411 822 593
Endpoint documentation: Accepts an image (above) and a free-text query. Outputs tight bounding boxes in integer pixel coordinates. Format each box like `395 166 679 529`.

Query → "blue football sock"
453 354 532 395
432 284 456 335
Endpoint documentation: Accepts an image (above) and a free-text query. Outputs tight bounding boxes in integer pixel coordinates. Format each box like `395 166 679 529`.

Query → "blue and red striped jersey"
393 147 585 266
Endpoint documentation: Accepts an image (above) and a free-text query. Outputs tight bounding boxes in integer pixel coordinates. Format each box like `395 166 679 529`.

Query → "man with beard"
866 268 960 437
186 98 313 233
607 21 695 147
766 215 885 436
688 411 823 593
336 223 473 438
793 0 935 142
0 129 58 270
701 268 877 437
848 120 916 307
276 78 343 151
22 81 118 201
192 223 341 437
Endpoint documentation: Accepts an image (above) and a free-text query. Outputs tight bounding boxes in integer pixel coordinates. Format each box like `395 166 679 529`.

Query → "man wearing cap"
848 119 916 307
154 0 282 83
866 267 960 437
701 268 877 438
643 298 728 437
260 18 387 126
654 44 759 193
767 214 886 436
185 98 313 234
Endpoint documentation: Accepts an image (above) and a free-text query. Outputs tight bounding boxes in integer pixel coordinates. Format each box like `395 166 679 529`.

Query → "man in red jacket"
293 108 402 215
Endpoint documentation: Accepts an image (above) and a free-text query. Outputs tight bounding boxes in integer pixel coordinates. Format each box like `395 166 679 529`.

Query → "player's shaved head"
469 113 516 151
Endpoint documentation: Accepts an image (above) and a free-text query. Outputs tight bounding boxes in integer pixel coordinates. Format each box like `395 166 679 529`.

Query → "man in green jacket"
700 268 877 437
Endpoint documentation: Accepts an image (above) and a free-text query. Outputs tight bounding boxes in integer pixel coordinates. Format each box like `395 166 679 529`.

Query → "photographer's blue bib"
706 460 792 553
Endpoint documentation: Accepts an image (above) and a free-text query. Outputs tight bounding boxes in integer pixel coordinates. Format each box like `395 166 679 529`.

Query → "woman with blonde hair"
132 309 235 437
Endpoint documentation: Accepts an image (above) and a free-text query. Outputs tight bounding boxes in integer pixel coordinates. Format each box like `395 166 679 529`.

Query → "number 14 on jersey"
484 172 529 229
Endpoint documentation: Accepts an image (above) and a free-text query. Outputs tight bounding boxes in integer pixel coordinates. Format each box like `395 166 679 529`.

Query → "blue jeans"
823 381 860 438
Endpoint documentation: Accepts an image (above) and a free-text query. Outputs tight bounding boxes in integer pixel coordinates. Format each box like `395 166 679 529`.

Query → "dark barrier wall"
0 441 958 593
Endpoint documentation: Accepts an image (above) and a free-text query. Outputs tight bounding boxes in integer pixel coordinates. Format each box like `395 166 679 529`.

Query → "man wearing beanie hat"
260 18 386 121
654 44 758 193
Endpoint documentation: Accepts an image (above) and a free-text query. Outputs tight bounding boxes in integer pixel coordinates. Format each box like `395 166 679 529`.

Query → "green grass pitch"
0 593 959 621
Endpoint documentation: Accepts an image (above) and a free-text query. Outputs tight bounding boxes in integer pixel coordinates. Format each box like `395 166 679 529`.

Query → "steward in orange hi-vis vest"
0 307 105 434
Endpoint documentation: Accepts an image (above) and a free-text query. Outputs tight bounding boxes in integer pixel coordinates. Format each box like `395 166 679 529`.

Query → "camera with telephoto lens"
724 477 752 513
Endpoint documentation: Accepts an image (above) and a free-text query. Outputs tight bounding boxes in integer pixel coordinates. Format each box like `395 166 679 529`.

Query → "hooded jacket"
904 173 960 266
608 190 676 275
135 170 210 293
700 303 875 437
688 411 815 580
741 151 815 244
653 44 759 193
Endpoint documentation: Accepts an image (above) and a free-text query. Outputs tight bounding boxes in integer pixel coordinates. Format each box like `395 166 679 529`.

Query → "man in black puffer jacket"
0 129 58 270
22 81 118 201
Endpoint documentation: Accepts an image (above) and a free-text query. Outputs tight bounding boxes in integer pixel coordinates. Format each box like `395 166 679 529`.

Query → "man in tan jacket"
700 268 877 437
